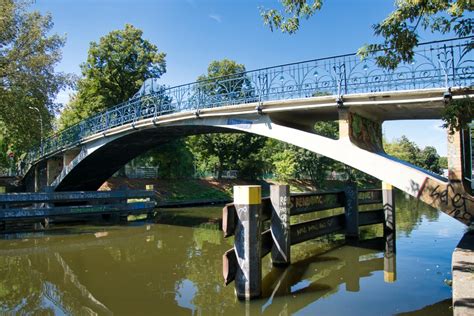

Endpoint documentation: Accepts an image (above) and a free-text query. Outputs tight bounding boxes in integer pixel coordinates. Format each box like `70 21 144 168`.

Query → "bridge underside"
54 126 230 191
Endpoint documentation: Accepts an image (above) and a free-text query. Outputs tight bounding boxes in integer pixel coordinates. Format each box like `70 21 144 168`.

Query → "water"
0 192 466 315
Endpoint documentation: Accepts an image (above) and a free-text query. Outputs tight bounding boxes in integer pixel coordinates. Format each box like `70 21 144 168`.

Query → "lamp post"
29 106 43 155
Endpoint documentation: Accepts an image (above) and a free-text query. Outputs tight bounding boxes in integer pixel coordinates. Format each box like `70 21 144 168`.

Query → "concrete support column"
338 108 350 140
47 157 63 186
344 184 359 239
270 184 291 267
34 164 41 192
63 149 80 167
234 185 262 300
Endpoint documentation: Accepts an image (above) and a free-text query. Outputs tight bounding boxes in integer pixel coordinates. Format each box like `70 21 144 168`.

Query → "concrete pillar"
338 108 350 139
63 149 80 167
34 164 40 192
383 182 396 234
270 184 291 267
344 184 359 239
234 185 262 300
46 157 63 186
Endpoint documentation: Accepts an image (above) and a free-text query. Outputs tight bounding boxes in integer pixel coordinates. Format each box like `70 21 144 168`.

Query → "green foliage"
272 149 297 181
59 24 166 128
439 156 448 169
260 0 323 34
441 96 473 133
384 135 442 174
262 1 472 69
131 140 194 179
187 133 266 179
0 0 70 168
186 59 266 179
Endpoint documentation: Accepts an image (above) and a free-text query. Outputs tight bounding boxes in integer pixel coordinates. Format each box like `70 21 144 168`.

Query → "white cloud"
209 14 222 23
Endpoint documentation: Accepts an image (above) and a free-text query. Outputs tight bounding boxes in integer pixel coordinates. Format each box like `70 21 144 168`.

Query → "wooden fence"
222 183 395 300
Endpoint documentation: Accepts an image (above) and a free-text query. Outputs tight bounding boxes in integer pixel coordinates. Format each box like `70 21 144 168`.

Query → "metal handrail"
19 36 474 176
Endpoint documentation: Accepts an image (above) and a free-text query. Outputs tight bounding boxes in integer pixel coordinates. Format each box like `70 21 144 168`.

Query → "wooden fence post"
270 184 291 267
344 183 359 239
234 185 262 300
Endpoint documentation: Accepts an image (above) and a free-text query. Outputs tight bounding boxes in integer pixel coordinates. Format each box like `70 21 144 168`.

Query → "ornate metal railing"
20 37 473 175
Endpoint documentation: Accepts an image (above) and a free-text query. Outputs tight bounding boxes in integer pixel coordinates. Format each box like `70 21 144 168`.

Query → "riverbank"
100 177 347 205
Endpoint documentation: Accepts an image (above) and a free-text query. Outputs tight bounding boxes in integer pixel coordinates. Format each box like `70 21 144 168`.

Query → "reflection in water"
0 193 463 315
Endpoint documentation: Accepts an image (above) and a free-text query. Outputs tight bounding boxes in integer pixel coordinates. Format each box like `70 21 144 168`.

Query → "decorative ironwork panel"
20 37 474 175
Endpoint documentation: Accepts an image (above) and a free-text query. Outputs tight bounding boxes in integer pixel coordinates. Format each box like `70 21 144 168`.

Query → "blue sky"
33 0 451 155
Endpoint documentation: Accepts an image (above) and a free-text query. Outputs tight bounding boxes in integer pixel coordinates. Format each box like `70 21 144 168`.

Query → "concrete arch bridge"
21 37 474 225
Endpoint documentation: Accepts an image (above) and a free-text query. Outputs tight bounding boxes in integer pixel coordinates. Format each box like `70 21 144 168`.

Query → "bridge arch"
35 110 473 225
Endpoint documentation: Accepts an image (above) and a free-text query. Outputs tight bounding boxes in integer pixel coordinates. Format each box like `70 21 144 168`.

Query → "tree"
261 0 472 69
130 140 194 179
0 0 69 169
187 59 265 179
384 135 442 174
59 24 166 128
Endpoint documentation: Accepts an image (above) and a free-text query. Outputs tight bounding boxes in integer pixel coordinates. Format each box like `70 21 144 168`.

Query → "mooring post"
270 184 291 267
382 182 396 235
234 185 262 300
383 182 396 283
344 183 359 239
145 184 155 219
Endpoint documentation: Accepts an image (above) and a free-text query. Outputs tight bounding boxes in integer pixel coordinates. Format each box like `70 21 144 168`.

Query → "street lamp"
29 106 43 154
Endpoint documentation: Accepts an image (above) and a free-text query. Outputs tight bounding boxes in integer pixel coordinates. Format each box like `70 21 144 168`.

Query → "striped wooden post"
270 184 291 267
382 182 396 234
383 182 396 282
234 185 262 300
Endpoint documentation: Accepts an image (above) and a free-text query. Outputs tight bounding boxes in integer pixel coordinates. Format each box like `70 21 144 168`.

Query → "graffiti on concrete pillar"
418 177 474 225
349 112 383 152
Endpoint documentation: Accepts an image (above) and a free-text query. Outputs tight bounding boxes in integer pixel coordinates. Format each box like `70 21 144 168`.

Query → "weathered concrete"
452 230 474 316
47 157 63 186
270 185 291 267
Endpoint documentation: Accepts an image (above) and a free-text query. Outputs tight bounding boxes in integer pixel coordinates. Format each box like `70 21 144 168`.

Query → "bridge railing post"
233 185 262 300
270 184 291 267
344 183 359 239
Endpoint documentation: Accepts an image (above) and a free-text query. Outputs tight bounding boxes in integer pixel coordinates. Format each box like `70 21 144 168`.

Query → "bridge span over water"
20 37 474 225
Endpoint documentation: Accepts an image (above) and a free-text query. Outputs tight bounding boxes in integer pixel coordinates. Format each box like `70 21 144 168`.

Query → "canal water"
0 192 466 315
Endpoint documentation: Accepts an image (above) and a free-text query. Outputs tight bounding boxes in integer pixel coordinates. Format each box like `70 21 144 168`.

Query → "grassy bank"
100 177 371 204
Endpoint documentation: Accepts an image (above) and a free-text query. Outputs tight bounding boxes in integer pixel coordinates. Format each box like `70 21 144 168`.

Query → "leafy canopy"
0 0 69 168
59 24 166 128
261 0 473 69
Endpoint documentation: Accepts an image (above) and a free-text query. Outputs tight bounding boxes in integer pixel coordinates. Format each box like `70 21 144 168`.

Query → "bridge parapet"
20 37 473 176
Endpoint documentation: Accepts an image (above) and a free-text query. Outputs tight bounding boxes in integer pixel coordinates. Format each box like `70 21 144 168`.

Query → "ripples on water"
0 192 465 315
